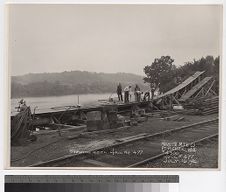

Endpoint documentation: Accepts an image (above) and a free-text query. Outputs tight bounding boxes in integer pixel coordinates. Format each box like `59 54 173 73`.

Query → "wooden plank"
175 117 185 121
194 87 204 99
172 95 181 105
179 77 212 101
53 124 86 131
156 71 205 100
34 124 86 135
162 115 180 121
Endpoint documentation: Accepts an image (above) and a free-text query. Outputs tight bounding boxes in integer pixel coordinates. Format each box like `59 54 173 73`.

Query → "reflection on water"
11 93 117 114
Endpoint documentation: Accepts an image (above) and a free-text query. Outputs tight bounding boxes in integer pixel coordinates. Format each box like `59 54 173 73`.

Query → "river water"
11 93 120 115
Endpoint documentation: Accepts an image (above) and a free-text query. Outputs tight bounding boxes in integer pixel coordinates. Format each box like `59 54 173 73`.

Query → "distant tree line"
11 80 147 98
11 71 150 98
11 56 220 98
144 55 220 94
11 81 112 98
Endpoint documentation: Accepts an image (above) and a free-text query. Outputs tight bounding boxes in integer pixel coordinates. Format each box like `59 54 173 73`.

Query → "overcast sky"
8 4 222 76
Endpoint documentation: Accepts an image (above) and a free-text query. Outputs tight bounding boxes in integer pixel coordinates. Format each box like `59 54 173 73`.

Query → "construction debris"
183 96 219 115
11 107 36 145
199 96 219 115
153 71 218 113
179 76 213 102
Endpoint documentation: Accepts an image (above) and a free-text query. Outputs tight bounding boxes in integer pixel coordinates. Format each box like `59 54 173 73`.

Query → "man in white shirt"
124 85 131 103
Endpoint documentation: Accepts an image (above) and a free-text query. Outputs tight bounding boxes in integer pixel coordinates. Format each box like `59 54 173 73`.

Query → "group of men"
116 83 152 103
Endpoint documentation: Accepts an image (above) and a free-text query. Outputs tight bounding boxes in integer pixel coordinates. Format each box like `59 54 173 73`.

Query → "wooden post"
194 87 203 99
52 116 62 136
172 95 181 105
169 95 173 110
201 88 204 97
205 80 215 96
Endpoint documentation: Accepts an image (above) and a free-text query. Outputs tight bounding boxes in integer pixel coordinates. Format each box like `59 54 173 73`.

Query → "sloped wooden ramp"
179 76 213 102
156 71 205 100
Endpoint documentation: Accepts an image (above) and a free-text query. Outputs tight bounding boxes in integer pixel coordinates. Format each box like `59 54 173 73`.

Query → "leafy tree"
143 56 176 93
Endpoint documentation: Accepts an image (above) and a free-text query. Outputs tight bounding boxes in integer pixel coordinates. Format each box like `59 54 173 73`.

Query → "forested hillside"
11 71 148 98
12 55 220 98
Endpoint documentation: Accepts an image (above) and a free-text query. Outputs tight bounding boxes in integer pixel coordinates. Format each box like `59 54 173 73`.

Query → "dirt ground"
10 113 218 167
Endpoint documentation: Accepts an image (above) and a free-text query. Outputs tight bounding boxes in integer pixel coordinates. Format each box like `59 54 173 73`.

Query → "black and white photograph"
8 4 222 168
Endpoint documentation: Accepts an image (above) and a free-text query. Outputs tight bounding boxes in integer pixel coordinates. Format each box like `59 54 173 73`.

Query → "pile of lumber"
199 96 219 115
183 96 219 115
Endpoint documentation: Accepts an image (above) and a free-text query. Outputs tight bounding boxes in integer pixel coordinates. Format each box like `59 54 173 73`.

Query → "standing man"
124 85 131 103
134 84 141 102
129 86 132 101
117 83 123 102
18 99 27 112
143 91 150 101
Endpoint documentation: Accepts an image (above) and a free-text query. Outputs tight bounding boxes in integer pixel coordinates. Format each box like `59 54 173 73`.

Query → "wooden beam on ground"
162 115 180 121
34 124 86 135
53 123 86 131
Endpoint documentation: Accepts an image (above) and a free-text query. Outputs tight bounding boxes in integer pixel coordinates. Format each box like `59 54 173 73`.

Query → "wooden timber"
179 76 213 102
34 124 86 135
155 71 205 100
